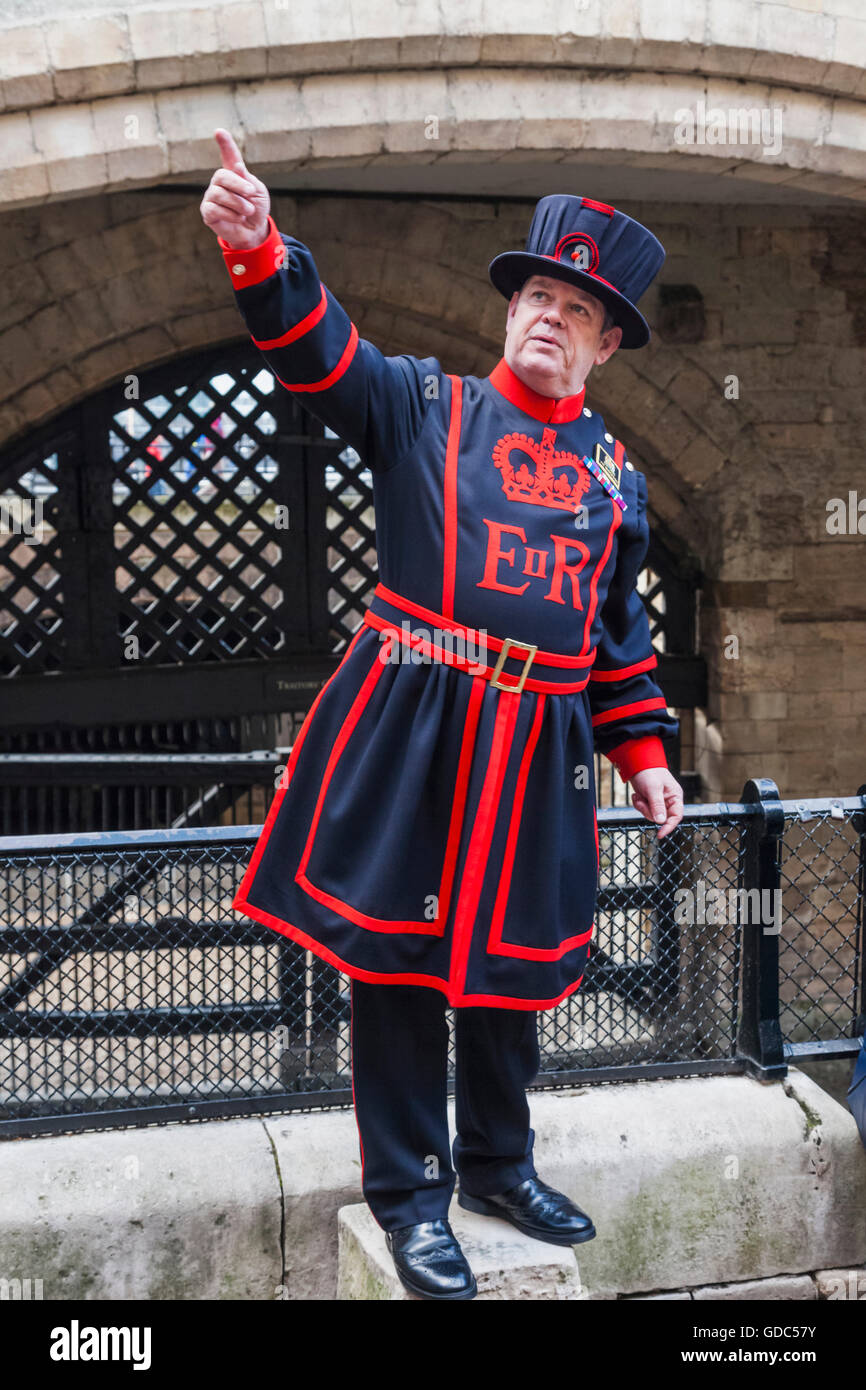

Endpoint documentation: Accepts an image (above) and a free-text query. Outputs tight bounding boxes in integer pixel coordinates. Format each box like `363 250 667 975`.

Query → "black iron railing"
0 752 286 836
0 779 862 1139
0 752 703 835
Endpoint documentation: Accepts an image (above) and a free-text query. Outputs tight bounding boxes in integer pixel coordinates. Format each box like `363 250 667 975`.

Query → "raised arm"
200 129 436 471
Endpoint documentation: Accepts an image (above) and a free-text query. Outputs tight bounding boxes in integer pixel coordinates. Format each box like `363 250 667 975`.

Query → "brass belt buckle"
490 636 538 693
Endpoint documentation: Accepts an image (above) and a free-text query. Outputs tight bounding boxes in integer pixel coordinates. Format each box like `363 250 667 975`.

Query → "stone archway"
1 1 864 211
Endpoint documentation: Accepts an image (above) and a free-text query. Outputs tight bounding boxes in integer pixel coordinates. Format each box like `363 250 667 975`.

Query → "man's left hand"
628 767 684 839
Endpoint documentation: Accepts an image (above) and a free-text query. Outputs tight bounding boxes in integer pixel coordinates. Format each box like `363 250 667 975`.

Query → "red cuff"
605 735 668 782
219 214 286 287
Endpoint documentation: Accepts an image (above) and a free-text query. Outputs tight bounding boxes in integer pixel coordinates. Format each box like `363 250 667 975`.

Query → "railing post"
736 777 787 1081
853 785 866 1038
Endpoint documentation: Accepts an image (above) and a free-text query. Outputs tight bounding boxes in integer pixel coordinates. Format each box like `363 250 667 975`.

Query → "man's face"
503 274 622 398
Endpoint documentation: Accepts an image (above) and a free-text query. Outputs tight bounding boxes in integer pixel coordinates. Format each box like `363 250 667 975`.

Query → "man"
201 129 684 1300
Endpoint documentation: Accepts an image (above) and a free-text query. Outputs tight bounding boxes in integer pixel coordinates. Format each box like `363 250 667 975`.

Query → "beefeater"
201 129 684 1300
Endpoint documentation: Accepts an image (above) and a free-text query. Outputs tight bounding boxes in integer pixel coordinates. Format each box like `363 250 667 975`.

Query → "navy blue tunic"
221 216 679 1010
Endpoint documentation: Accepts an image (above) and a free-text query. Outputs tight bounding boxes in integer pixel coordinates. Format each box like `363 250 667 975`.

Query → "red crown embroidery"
491 427 592 512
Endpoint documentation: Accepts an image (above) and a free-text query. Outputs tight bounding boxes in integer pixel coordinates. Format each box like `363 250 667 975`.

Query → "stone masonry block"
0 25 53 110
47 15 134 103
337 1200 588 1300
691 1274 817 1299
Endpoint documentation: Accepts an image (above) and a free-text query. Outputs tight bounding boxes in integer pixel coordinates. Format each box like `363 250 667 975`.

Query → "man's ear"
594 323 622 366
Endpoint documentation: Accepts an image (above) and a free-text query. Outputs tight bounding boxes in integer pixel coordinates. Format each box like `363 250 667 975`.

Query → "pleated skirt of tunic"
233 617 599 1011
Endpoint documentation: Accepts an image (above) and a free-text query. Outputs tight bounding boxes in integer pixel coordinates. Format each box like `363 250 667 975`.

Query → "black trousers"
349 979 541 1231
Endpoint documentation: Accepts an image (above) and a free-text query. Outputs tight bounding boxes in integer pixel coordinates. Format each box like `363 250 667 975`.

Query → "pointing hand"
200 128 271 250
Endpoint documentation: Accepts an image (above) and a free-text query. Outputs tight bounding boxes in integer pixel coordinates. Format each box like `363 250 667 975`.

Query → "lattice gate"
0 342 377 755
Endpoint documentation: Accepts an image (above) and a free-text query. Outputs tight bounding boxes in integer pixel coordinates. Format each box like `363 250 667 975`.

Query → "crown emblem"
491 427 592 512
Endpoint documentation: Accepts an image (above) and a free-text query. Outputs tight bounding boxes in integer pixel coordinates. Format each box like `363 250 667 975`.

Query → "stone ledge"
336 1201 588 1300
3 68 866 213
619 1264 866 1300
0 1069 862 1299
691 1274 817 1300
2 2 864 110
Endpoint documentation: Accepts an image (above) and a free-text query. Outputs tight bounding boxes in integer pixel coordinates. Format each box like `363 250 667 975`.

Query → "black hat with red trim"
488 194 665 349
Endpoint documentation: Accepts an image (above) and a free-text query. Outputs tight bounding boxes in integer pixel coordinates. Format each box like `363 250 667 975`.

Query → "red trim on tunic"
591 696 668 727
363 611 592 695
252 283 328 348
232 885 588 1007
294 643 439 933
274 322 359 392
372 581 594 668
236 660 588 1003
232 625 369 909
580 499 623 655
449 683 521 998
219 213 285 288
590 654 658 681
487 694 594 961
442 374 462 619
443 677 488 921
455 975 586 1009
487 358 586 425
605 734 669 780
294 641 484 934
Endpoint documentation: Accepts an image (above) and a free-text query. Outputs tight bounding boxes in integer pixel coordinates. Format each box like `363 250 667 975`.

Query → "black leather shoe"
385 1218 478 1300
458 1176 596 1246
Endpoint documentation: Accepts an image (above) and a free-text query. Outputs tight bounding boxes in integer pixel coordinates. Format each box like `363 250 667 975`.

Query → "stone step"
337 1200 590 1300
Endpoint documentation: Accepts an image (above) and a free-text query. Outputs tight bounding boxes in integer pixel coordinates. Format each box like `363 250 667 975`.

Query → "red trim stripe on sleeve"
252 284 328 349
274 322 359 393
589 654 659 681
591 696 668 727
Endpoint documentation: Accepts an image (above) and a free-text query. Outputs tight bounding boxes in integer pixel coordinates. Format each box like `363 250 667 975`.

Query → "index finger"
215 128 247 176
656 787 684 837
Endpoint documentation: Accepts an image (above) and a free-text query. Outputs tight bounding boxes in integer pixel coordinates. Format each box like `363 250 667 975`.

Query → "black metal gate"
0 342 376 751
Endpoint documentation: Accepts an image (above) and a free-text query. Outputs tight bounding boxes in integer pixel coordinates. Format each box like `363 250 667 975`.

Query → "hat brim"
488 251 651 349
